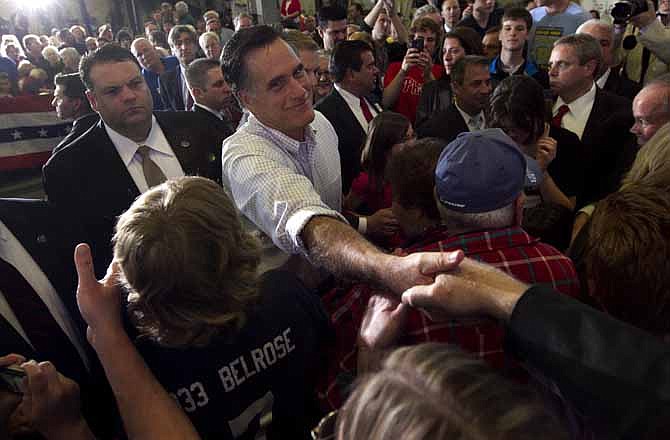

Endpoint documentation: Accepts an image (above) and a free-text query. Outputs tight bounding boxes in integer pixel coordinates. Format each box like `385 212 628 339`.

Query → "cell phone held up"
0 365 25 394
411 36 424 52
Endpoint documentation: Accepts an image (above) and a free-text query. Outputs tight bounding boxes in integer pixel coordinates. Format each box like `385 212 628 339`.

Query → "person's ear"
85 90 98 112
585 59 598 77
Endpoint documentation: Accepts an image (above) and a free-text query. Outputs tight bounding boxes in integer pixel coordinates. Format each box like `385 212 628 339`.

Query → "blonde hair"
114 177 261 348
621 122 670 189
337 343 568 440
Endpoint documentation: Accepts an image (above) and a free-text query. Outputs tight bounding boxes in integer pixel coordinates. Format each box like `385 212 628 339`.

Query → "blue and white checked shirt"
222 111 344 265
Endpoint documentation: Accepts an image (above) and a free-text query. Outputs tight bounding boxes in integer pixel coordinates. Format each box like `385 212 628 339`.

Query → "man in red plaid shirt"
318 132 580 410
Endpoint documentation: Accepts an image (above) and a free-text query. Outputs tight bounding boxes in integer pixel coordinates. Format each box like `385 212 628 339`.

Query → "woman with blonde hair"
313 343 568 440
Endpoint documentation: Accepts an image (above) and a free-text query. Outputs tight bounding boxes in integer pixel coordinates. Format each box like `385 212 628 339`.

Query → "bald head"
131 37 161 71
631 78 670 146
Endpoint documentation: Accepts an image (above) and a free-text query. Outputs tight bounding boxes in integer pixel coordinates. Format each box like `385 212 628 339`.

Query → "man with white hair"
174 1 196 27
198 31 221 60
131 37 179 110
577 19 640 100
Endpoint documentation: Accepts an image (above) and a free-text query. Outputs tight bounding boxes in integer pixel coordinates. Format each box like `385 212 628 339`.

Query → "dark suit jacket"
416 103 470 144
159 64 190 111
508 285 670 439
42 111 224 276
316 89 381 194
578 89 637 207
192 103 234 139
602 68 642 101
0 199 119 437
52 112 99 155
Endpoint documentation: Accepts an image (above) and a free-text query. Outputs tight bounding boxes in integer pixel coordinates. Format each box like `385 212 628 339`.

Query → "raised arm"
75 244 201 440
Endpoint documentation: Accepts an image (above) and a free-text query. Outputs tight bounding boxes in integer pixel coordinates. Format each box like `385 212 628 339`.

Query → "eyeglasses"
311 410 338 440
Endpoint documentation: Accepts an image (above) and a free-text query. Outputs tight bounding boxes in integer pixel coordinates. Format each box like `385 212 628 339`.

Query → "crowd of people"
1 0 670 438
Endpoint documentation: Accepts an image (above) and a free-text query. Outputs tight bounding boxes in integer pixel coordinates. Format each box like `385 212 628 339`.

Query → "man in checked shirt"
220 25 458 290
317 133 579 409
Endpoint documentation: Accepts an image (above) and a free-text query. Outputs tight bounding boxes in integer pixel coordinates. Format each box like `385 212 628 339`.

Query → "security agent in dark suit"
159 25 199 111
549 34 637 208
51 72 98 155
42 45 223 277
185 58 235 136
0 198 117 438
417 56 491 143
316 40 381 195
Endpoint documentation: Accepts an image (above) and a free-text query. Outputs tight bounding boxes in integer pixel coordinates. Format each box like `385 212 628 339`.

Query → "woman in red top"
346 112 415 247
281 0 302 29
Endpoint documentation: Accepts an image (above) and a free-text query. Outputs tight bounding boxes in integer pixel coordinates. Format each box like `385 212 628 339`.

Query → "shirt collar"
246 113 317 156
455 102 484 124
555 81 597 114
334 83 363 108
104 115 175 166
596 68 611 89
194 102 223 119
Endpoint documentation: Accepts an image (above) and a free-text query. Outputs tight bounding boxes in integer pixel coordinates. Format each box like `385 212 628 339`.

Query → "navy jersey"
136 270 329 439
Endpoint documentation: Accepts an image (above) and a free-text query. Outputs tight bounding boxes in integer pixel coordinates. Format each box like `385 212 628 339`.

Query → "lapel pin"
208 153 217 162
36 234 47 244
180 140 191 148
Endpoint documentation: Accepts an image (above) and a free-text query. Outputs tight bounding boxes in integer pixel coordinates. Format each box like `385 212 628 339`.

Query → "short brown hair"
585 184 670 335
337 343 568 439
114 177 261 348
387 137 443 222
410 16 442 39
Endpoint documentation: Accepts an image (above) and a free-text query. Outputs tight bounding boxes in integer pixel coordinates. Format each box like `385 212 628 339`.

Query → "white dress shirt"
596 68 611 89
105 115 185 193
222 111 344 269
0 220 89 370
179 65 192 109
455 102 485 132
553 82 597 140
334 84 378 132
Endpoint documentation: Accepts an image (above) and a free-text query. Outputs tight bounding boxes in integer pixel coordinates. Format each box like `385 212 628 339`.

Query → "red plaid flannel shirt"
317 226 579 410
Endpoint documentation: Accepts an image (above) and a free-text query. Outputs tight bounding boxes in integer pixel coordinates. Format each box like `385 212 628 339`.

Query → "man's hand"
0 354 24 435
462 3 473 17
74 243 124 347
366 208 400 239
20 361 92 440
535 137 557 172
631 0 657 28
401 257 528 322
357 293 407 373
382 250 465 294
401 48 422 72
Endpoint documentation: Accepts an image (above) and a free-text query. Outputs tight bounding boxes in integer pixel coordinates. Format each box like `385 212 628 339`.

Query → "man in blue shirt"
131 37 179 110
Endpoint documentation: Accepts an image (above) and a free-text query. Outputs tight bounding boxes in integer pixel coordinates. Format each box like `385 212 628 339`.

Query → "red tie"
360 97 374 123
552 104 570 128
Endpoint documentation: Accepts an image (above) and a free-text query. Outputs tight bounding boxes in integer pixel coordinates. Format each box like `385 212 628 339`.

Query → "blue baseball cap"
435 129 528 213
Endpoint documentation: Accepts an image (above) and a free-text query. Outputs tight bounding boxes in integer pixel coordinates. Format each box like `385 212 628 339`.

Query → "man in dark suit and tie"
43 44 223 277
159 25 198 111
549 34 637 208
0 198 116 438
316 40 381 195
185 58 235 137
417 56 492 143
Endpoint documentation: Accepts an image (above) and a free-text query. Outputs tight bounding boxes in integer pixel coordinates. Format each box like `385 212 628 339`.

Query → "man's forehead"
90 61 141 86
246 40 300 82
327 19 347 30
503 19 527 27
551 44 576 59
299 49 319 68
